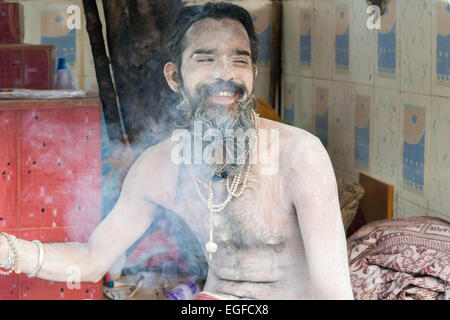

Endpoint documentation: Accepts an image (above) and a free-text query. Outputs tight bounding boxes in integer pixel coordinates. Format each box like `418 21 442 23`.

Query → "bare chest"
169 166 294 253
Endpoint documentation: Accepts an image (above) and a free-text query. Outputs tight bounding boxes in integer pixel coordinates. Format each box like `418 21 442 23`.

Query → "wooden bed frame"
357 172 394 223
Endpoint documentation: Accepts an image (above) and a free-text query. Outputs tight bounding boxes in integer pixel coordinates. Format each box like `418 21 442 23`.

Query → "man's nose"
213 59 235 81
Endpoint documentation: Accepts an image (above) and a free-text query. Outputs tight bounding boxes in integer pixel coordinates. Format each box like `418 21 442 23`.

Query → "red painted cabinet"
0 99 103 299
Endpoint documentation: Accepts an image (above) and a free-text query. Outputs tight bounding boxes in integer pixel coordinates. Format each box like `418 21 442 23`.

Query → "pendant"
205 241 218 253
205 241 217 260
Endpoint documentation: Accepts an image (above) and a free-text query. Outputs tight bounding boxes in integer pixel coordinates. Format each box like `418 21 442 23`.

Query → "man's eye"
197 58 214 62
234 60 249 65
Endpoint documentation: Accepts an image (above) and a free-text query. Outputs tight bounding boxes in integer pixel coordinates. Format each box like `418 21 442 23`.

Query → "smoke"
121 207 209 281
55 94 210 284
63 1 263 291
93 71 261 289
95 82 260 287
87 91 214 284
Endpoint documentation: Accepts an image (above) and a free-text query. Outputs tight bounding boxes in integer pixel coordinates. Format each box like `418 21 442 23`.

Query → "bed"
340 173 450 300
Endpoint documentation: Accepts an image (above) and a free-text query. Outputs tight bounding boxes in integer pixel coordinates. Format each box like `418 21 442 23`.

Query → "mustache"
194 79 247 100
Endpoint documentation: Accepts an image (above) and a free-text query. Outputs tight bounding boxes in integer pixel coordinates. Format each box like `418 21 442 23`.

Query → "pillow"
337 178 365 231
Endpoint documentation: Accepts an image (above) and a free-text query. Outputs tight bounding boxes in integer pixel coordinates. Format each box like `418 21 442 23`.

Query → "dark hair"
168 2 258 71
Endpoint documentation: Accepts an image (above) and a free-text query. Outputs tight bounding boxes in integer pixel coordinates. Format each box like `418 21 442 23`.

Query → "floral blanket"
347 216 450 300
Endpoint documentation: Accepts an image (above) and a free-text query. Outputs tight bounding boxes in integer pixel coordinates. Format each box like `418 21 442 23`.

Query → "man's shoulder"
139 137 179 162
259 118 330 180
260 117 322 155
128 138 179 204
135 138 180 181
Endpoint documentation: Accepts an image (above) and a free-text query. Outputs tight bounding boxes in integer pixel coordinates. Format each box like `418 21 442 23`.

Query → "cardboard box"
0 44 56 89
0 3 24 44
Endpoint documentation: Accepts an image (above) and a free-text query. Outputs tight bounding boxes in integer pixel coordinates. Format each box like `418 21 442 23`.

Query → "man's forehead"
184 18 251 52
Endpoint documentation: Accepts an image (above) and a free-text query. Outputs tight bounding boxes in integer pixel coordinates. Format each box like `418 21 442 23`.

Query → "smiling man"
0 2 353 300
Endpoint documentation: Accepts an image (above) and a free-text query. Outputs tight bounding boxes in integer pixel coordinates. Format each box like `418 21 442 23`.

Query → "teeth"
216 91 234 97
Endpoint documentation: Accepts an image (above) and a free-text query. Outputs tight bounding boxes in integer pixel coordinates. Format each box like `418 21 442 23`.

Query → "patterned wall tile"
428 96 450 219
432 0 450 97
296 76 314 133
350 0 376 86
312 0 333 80
375 0 401 89
282 0 300 75
313 79 331 150
399 0 432 95
299 0 313 77
329 81 355 174
39 1 83 86
281 75 296 126
400 93 431 208
354 85 374 172
372 87 401 187
333 0 351 82
402 105 426 192
428 209 450 222
254 72 271 105
40 13 77 69
239 0 274 74
398 197 428 219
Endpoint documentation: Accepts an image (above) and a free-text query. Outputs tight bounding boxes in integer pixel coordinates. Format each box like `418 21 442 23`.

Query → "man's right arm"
0 147 160 283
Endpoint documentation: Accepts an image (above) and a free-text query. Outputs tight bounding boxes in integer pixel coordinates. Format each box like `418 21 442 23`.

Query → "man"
0 2 353 299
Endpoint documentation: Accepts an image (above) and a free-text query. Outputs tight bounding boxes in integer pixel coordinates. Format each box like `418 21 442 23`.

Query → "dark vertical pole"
101 0 183 154
270 0 282 115
82 0 130 146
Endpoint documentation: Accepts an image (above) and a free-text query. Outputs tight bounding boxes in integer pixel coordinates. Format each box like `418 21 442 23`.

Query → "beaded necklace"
187 110 260 260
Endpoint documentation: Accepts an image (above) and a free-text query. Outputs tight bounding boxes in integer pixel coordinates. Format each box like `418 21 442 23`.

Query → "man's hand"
0 145 158 283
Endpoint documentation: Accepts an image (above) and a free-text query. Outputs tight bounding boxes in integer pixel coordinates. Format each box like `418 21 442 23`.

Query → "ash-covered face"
164 18 259 176
179 18 257 111
165 18 258 112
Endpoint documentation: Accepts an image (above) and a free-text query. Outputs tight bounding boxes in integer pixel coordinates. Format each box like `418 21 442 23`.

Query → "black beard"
175 82 256 178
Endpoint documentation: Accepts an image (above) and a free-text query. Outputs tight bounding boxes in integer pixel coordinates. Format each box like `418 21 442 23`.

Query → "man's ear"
164 62 180 92
253 64 258 79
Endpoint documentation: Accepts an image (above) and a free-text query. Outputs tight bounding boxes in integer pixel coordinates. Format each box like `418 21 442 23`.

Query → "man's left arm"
288 136 354 299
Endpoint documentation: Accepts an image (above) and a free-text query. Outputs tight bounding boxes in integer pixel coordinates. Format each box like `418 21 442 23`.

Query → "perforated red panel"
20 277 102 300
0 272 19 300
0 110 18 230
20 108 101 228
0 99 103 300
